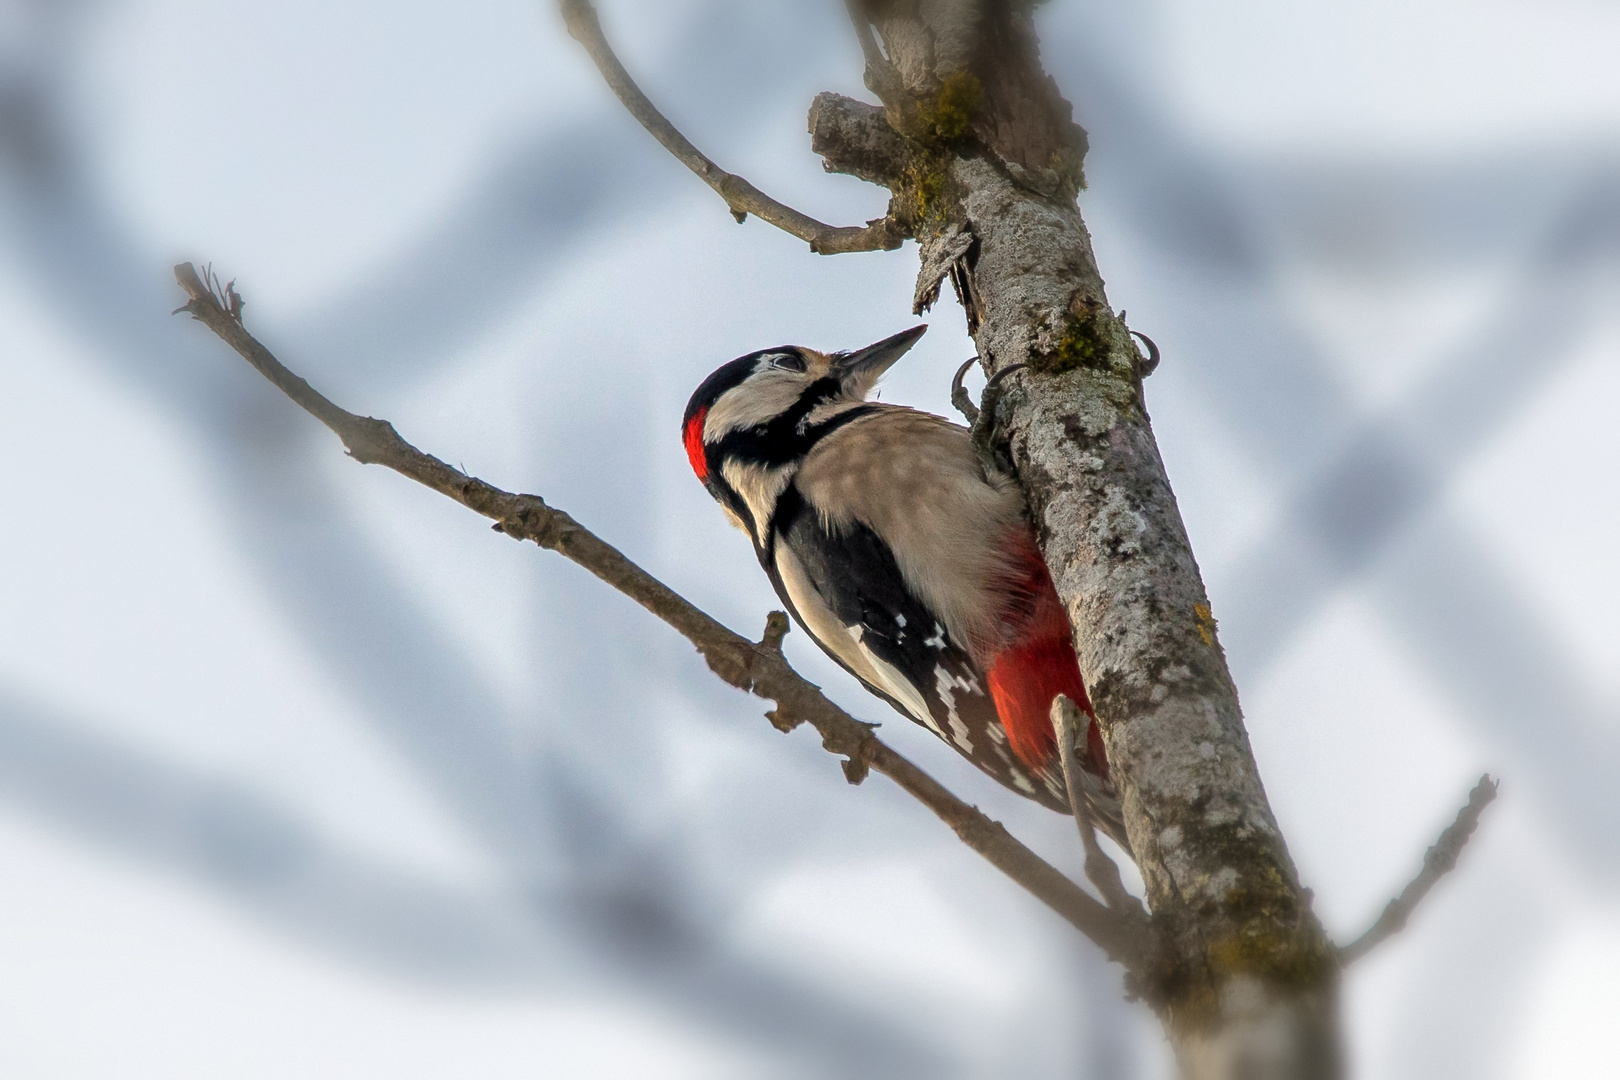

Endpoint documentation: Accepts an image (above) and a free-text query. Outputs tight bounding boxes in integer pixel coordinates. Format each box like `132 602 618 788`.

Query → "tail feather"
1077 772 1132 855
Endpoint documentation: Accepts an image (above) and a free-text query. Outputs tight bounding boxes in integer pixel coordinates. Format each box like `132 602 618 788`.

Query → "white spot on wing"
924 623 947 650
848 625 938 735
933 660 978 751
933 663 982 753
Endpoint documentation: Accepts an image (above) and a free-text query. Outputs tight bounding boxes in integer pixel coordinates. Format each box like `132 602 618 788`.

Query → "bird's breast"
793 407 1030 659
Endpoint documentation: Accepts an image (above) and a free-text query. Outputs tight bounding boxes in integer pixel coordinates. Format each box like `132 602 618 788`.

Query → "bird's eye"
773 353 806 372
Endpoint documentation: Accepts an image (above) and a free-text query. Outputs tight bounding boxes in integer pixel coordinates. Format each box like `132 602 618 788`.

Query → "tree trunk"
818 4 1342 1075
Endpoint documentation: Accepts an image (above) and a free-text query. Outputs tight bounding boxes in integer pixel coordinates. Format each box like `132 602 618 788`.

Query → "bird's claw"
951 358 980 425
1129 330 1160 377
970 363 1026 474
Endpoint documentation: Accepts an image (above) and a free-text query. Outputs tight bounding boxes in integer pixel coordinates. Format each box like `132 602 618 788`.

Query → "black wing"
762 485 1068 812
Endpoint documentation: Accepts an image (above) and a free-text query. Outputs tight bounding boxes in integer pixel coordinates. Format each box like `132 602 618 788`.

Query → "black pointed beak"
834 325 927 381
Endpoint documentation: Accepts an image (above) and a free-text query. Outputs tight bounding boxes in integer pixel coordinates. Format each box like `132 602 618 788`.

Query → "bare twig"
1338 774 1499 964
558 0 903 255
758 610 791 654
1052 696 1148 925
173 262 1146 971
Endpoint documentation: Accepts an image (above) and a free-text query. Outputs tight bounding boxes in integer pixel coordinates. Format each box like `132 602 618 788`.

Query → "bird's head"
680 326 926 531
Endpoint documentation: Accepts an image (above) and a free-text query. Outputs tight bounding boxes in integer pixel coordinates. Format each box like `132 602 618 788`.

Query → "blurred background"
0 0 1616 1076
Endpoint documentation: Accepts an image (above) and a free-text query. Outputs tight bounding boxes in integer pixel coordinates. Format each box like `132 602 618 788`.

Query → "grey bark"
821 4 1342 1075
164 3 1514 1074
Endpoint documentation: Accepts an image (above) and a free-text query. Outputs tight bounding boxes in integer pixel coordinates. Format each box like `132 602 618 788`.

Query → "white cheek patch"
705 371 808 440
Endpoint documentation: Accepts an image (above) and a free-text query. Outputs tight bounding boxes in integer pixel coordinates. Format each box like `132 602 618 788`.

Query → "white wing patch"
848 626 939 735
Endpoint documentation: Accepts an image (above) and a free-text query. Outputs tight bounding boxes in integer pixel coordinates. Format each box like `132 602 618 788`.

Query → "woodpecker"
682 325 1129 850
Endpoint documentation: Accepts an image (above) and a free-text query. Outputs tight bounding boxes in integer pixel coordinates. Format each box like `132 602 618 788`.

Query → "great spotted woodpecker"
682 326 1129 849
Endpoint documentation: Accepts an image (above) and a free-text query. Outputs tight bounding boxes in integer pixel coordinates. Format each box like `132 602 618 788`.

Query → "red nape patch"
684 408 709 481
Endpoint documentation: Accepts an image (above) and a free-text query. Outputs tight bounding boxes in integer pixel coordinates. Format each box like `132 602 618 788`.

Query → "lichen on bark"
835 3 1344 1074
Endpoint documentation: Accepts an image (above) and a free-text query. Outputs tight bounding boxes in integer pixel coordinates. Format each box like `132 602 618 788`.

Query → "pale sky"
1 1 1616 1076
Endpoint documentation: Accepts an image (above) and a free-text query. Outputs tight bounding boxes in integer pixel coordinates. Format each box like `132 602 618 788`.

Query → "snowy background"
0 0 1616 1076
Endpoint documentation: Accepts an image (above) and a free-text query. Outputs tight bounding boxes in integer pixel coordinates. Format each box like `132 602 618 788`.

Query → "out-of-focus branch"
172 262 1146 971
557 0 904 255
839 0 921 137
842 0 893 96
1338 775 1499 964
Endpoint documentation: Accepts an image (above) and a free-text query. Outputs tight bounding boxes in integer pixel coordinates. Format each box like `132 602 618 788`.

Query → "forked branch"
558 0 904 254
172 261 1147 971
1339 774 1499 964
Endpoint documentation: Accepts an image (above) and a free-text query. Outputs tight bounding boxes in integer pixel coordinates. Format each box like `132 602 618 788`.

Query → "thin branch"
841 2 900 106
1338 774 1499 964
842 0 889 88
1052 696 1149 925
558 0 903 255
838 0 928 140
172 262 1146 971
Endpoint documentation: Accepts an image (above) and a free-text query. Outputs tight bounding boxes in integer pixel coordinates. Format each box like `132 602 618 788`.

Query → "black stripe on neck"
719 396 878 471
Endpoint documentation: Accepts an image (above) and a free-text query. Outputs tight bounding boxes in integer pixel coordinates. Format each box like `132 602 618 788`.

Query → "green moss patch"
919 72 983 142
1031 309 1111 375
